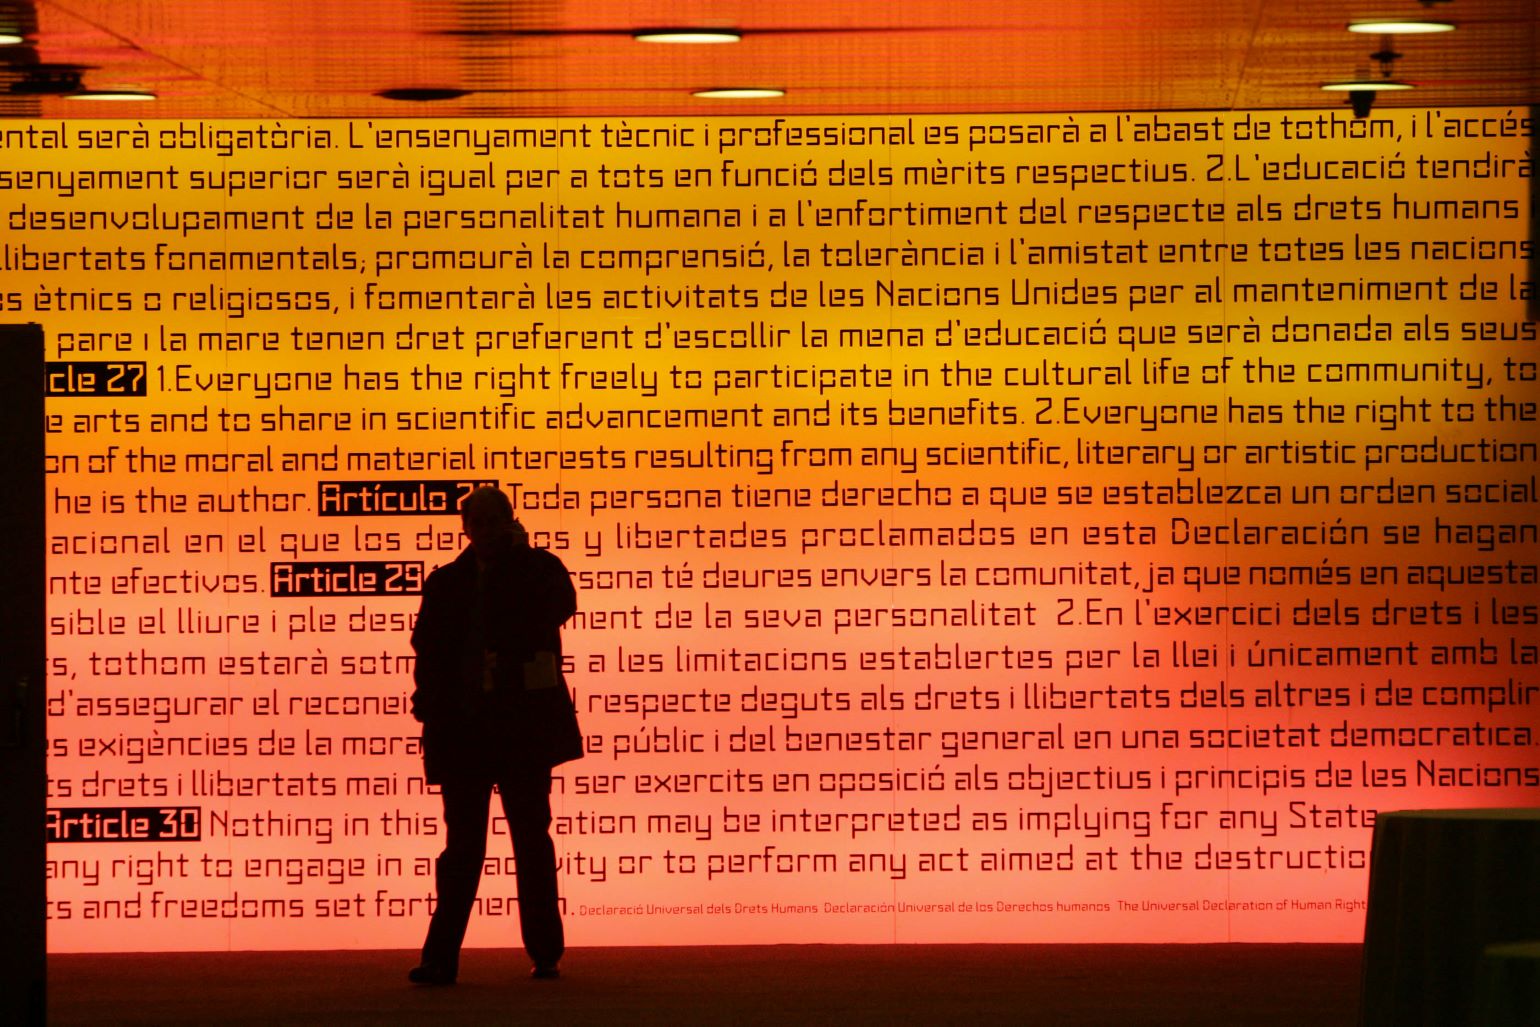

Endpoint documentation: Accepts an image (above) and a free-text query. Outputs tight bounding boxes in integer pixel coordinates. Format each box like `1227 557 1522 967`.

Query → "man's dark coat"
410 541 582 781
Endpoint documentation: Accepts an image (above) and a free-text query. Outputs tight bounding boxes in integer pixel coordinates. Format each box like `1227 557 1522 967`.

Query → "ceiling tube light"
635 29 741 44
1320 81 1414 92
1322 80 1412 119
0 32 26 45
1348 21 1455 34
693 88 784 99
65 90 156 101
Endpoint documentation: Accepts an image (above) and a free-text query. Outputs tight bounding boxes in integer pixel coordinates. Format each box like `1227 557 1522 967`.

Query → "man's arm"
408 572 452 722
533 549 577 628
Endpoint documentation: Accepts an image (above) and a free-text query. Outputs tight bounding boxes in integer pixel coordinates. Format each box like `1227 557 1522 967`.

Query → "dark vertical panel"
1530 106 1538 323
0 323 46 1026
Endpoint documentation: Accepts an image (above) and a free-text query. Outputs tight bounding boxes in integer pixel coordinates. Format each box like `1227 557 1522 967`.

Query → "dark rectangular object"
1 323 46 1025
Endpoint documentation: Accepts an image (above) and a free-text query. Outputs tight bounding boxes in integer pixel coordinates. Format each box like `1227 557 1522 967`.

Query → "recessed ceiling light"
66 89 156 101
0 32 26 45
693 88 784 99
635 30 741 44
1348 21 1455 34
1320 81 1414 92
376 87 470 101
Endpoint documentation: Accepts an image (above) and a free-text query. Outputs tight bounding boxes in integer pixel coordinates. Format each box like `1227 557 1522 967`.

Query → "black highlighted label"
47 806 201 842
270 560 424 597
44 361 148 397
316 479 498 516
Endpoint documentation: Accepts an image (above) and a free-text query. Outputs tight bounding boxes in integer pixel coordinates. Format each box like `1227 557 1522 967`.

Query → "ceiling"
1 0 1537 119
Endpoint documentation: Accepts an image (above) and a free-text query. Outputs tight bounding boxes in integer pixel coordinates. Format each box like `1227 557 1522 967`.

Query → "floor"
48 943 1363 1025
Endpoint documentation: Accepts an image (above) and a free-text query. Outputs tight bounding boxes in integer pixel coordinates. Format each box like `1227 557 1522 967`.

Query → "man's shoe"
408 963 457 986
530 964 560 980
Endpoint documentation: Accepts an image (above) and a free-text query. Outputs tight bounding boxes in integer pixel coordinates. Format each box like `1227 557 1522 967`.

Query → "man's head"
460 486 523 557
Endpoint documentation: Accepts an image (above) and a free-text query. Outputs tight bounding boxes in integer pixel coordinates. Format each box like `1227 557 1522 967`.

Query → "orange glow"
22 111 1538 951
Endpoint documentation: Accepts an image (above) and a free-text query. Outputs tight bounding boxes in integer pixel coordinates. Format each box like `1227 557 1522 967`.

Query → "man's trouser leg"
499 766 564 967
421 776 492 970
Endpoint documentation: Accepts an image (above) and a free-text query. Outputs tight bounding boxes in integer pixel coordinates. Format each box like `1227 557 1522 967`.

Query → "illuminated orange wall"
11 111 1536 950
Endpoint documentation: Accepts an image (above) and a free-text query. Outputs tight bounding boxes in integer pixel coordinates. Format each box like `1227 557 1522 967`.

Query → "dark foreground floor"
48 944 1362 1026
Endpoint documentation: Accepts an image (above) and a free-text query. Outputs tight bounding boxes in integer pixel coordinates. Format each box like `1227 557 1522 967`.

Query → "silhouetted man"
407 486 581 984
